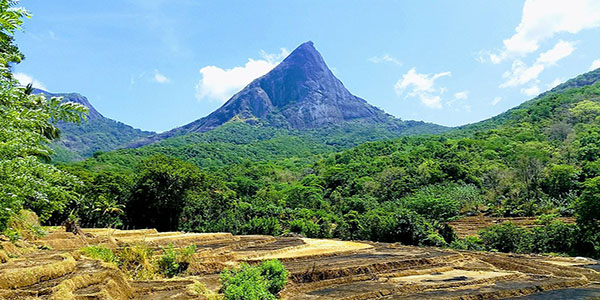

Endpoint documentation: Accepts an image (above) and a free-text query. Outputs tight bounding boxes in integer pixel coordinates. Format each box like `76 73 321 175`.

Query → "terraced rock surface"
0 228 598 299
448 215 576 238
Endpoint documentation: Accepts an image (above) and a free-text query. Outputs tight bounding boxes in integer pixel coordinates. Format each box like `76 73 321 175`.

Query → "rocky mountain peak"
129 41 394 146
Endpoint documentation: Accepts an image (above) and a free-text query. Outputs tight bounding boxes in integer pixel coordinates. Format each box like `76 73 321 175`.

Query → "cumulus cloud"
13 73 47 90
394 68 451 109
521 85 541 96
492 97 502 106
368 54 402 66
535 40 576 65
590 59 600 71
486 0 600 63
195 48 289 102
453 91 469 100
500 40 574 91
500 60 544 88
153 70 170 83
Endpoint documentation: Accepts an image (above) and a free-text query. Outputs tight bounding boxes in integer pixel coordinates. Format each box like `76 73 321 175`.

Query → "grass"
189 281 223 300
79 243 198 280
81 245 118 264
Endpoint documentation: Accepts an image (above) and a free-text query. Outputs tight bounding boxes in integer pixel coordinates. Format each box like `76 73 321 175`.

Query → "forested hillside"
57 68 600 258
1 0 599 264
32 90 154 162
70 119 444 173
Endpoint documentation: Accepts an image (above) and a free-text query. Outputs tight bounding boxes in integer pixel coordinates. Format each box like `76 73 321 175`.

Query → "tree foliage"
0 0 87 231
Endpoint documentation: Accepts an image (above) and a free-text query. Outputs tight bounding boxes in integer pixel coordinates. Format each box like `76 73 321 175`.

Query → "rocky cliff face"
133 41 395 146
216 41 390 130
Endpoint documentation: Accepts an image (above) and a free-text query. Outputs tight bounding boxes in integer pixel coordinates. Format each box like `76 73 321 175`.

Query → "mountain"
455 67 600 134
33 89 155 162
131 41 447 147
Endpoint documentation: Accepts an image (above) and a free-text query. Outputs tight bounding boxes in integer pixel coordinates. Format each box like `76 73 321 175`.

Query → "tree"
0 1 87 231
576 176 600 256
127 155 201 231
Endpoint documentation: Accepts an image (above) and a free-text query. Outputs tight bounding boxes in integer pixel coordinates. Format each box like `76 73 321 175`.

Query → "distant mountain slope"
34 89 154 161
130 41 447 147
455 67 600 134
73 118 447 173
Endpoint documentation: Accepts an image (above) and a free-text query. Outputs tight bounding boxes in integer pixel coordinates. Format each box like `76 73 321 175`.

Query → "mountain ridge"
33 89 155 161
129 41 446 147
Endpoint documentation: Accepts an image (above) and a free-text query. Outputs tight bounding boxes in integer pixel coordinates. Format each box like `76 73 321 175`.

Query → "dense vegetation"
220 260 288 300
52 117 154 162
1 0 599 264
57 72 600 258
30 90 156 162
0 1 87 233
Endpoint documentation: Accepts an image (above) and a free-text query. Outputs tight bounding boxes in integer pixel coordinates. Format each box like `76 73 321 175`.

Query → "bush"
288 219 320 237
220 263 275 300
401 184 482 221
450 236 485 251
2 210 46 241
358 206 433 245
479 222 531 253
241 217 281 236
157 244 180 278
259 260 288 295
220 259 288 300
576 176 600 257
157 244 196 278
530 220 577 254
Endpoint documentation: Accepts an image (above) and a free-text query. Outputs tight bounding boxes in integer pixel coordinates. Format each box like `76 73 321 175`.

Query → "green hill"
33 89 154 162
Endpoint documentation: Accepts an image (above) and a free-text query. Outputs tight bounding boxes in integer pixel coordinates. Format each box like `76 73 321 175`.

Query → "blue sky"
13 0 600 132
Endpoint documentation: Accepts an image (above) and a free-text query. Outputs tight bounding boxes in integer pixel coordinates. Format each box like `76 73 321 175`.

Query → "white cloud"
536 40 575 65
492 97 502 106
394 68 451 109
13 73 47 90
487 0 600 63
195 48 289 102
368 54 402 66
259 48 290 63
590 59 600 71
454 91 469 100
500 59 545 88
548 78 563 89
521 85 541 96
500 40 574 89
153 70 170 83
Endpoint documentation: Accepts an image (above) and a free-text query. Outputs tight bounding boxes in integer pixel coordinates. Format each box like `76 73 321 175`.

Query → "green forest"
49 71 600 258
2 0 600 262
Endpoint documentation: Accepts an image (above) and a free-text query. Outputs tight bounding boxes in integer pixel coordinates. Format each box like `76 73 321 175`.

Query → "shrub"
220 259 288 300
157 244 180 278
241 217 281 236
220 263 275 300
479 222 531 253
530 220 577 254
259 260 288 295
358 206 432 245
2 210 46 241
288 219 320 238
450 236 485 251
157 244 196 278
